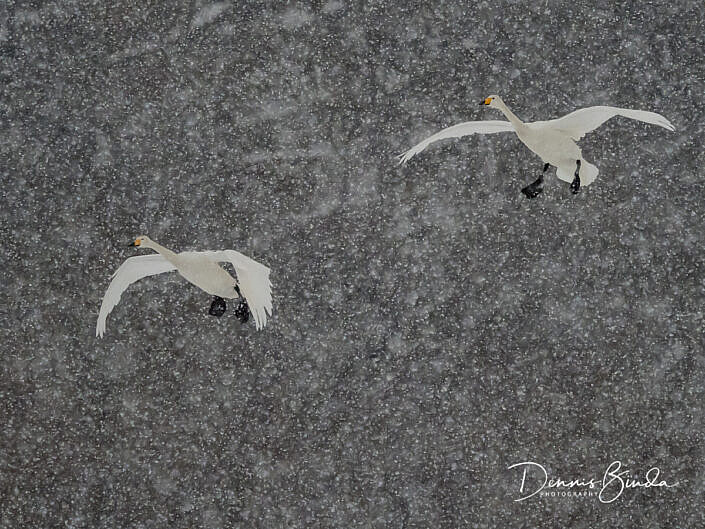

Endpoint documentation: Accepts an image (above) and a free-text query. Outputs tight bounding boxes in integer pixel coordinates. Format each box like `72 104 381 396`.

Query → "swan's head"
480 95 503 108
130 235 152 248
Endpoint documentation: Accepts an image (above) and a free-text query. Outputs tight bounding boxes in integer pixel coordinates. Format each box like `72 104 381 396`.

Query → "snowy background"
2 0 704 527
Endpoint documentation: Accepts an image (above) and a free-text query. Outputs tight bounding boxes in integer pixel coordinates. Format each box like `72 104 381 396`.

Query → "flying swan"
399 95 675 197
96 236 273 337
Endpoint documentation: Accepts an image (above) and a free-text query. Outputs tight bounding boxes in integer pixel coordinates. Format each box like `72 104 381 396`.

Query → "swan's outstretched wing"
398 120 515 164
201 250 273 330
96 255 177 338
548 106 675 141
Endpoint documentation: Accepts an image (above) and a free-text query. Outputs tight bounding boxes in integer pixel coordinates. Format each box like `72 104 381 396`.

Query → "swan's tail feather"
556 159 599 187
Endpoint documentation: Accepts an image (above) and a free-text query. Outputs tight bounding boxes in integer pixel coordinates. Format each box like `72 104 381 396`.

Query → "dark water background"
2 1 704 526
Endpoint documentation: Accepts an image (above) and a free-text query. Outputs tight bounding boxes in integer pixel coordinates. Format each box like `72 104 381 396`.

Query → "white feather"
545 105 675 141
96 238 273 337
398 96 675 189
96 255 177 338
398 120 515 164
200 250 273 331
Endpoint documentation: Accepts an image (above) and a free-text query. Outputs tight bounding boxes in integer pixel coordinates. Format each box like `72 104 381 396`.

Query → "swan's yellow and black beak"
480 97 492 105
130 239 141 247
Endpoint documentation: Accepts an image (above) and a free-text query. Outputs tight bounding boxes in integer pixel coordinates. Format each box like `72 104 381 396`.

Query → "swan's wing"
200 250 273 330
96 255 177 338
398 120 515 164
548 106 675 141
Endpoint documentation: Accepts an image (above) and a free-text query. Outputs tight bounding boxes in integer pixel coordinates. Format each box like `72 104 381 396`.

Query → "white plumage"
399 95 675 192
96 236 273 337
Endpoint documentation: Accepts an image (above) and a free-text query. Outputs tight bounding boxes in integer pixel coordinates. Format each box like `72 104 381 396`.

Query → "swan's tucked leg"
570 160 581 194
521 163 550 199
234 299 250 323
232 285 250 323
209 296 227 317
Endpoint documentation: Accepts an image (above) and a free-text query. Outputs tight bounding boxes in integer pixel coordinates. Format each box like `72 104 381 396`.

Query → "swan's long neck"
144 240 178 263
496 100 525 129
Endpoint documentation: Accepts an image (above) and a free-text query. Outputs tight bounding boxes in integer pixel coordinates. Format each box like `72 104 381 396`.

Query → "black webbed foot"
521 184 543 199
522 166 546 199
209 296 227 317
234 299 250 324
521 176 544 199
570 177 580 194
570 160 581 194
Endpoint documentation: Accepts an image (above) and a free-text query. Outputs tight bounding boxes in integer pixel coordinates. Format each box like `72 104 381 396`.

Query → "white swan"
399 95 675 197
96 236 273 337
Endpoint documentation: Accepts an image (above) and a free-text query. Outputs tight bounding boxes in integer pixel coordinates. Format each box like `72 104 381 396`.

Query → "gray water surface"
1 1 704 527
